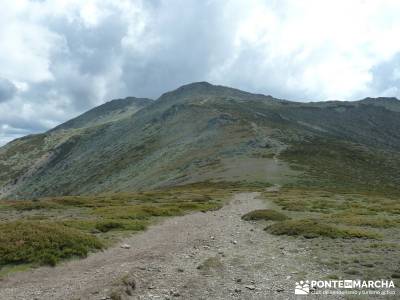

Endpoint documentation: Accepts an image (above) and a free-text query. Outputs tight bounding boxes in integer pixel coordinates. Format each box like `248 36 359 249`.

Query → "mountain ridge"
1 82 400 199
50 96 153 132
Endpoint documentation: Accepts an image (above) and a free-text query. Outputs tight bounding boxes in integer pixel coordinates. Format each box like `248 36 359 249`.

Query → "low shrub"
95 220 124 232
93 205 183 220
241 209 289 221
265 219 380 239
95 220 146 232
6 201 60 211
196 256 224 273
0 221 103 267
61 219 147 233
328 213 399 228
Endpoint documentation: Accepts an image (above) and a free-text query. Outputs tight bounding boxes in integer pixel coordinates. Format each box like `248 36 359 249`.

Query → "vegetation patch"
280 138 400 195
0 221 103 267
0 182 242 270
95 220 142 232
61 219 147 233
327 213 399 228
241 209 289 221
265 219 380 239
196 256 224 274
263 187 400 282
6 200 61 211
93 205 183 220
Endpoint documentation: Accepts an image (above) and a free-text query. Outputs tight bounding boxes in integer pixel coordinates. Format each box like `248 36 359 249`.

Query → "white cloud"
208 0 400 100
1 0 400 145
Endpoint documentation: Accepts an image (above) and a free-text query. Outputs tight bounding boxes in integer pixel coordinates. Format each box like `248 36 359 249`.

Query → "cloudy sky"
1 0 400 145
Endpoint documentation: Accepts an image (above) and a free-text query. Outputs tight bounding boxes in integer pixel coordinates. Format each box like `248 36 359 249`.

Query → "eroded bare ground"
0 193 341 300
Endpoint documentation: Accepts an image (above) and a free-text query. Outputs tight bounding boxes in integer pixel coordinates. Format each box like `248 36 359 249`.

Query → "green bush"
265 219 379 239
61 219 147 233
0 221 103 267
7 201 60 211
95 220 146 232
95 220 124 232
0 182 235 270
327 213 399 228
241 209 289 221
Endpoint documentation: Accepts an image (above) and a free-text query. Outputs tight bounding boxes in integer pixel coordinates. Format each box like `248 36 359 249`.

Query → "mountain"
51 97 152 131
1 82 400 199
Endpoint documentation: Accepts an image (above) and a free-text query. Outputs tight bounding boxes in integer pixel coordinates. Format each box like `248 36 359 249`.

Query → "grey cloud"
1 0 400 146
369 53 400 98
0 78 17 102
119 1 236 98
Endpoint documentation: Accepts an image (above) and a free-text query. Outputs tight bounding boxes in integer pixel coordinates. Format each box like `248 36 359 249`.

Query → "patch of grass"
196 256 224 274
61 219 147 233
327 213 399 228
93 205 184 220
325 274 340 280
369 201 400 215
367 242 399 250
50 195 131 207
0 221 103 267
265 219 380 239
0 182 242 270
272 198 309 211
95 220 146 232
59 220 100 231
6 200 61 211
109 290 122 300
241 209 289 221
93 201 222 220
392 272 400 279
264 187 400 282
280 138 400 195
0 263 33 277
344 269 361 275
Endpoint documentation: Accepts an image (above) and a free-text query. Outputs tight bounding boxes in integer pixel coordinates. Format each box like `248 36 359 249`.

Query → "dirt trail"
0 193 339 300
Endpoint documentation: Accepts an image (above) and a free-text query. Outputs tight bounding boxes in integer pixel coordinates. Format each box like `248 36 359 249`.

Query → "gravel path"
0 192 340 300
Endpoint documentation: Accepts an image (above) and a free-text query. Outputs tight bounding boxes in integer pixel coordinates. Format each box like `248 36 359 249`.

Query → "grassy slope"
258 188 400 283
0 98 151 198
0 182 268 273
2 83 400 199
1 83 400 282
280 137 400 194
1 88 282 199
263 102 400 282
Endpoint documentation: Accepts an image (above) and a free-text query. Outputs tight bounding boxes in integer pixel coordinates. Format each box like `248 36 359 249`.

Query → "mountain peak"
178 81 214 89
51 96 152 132
160 81 216 98
359 97 400 112
158 81 276 105
361 97 399 102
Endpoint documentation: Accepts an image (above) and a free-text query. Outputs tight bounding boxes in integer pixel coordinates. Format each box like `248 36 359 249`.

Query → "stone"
172 291 180 297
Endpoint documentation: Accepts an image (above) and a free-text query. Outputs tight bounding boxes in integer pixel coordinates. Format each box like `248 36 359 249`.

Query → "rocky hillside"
1 82 400 199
